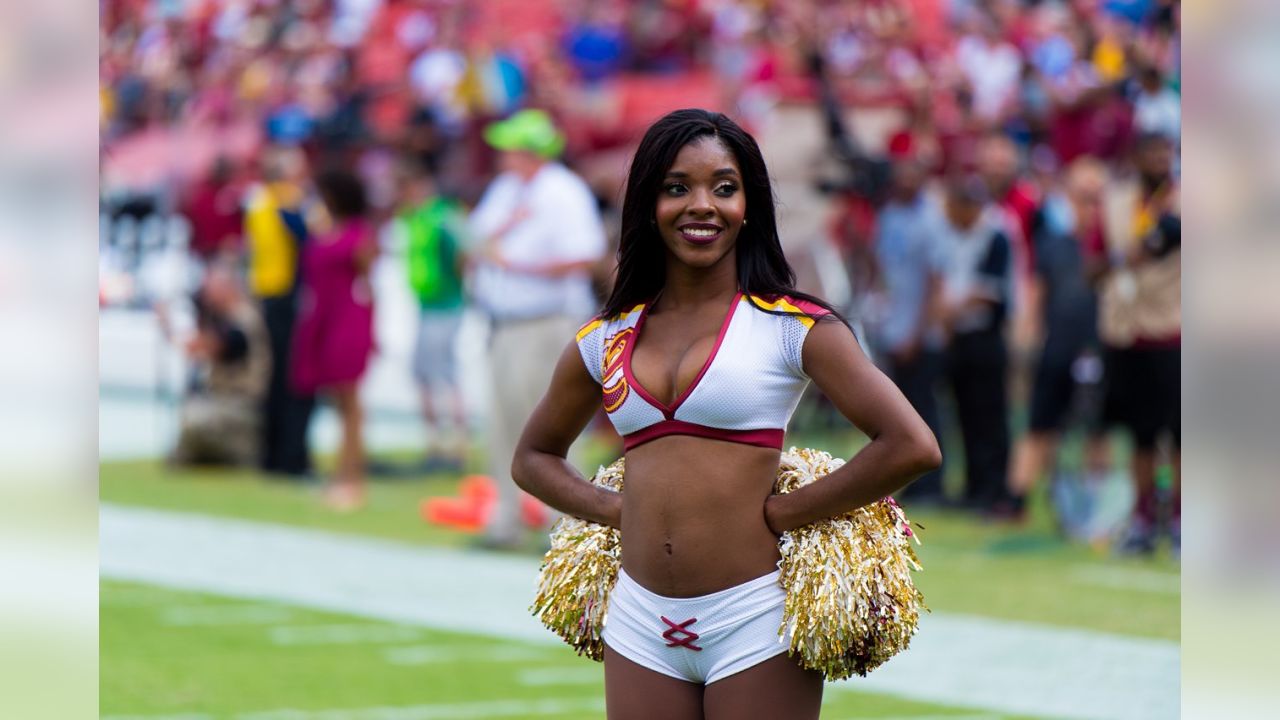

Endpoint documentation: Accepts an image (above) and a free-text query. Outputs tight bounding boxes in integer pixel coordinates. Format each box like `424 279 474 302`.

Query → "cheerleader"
512 109 940 719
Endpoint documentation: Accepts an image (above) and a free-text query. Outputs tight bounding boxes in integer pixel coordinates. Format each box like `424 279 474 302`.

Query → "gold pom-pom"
529 458 625 661
775 447 926 679
530 449 925 676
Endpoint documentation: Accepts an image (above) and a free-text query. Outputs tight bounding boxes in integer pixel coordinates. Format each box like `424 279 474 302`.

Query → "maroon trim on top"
623 292 743 420
621 301 667 414
668 292 741 415
623 421 784 451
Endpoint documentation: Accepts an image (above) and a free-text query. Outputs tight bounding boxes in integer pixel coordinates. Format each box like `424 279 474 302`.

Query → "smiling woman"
510 109 941 719
656 141 747 257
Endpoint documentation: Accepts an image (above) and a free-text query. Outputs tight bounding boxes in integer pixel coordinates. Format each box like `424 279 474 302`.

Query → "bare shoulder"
798 315 880 386
801 316 865 372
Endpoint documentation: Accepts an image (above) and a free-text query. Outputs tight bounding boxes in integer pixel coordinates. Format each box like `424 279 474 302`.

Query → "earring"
743 218 748 226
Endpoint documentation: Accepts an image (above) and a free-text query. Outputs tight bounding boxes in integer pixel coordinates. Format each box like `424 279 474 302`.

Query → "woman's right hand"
602 489 623 531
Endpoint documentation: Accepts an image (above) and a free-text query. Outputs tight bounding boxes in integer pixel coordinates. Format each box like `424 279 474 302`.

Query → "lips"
678 223 723 246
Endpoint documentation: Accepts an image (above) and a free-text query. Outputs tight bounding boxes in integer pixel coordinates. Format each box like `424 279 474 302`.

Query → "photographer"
168 266 272 467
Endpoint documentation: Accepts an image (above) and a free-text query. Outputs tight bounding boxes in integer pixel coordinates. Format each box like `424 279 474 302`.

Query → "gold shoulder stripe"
617 303 647 322
575 319 604 342
747 294 816 328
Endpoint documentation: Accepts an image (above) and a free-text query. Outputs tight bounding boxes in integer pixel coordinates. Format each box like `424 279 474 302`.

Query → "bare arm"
511 341 623 528
765 320 942 533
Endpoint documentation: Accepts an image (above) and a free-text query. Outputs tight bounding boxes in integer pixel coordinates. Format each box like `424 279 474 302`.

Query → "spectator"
169 265 272 467
397 158 471 470
562 1 628 84
409 34 468 134
954 13 1022 124
938 175 1018 517
1099 132 1180 556
468 109 607 548
180 156 243 263
292 168 379 511
1131 64 1180 142
1008 157 1113 530
244 147 316 479
977 133 1041 356
873 158 947 504
978 133 1040 280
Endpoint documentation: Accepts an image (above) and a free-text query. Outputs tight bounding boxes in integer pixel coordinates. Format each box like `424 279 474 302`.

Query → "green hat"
483 109 565 159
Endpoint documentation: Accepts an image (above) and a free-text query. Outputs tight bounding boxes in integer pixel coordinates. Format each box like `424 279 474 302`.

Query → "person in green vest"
398 159 471 469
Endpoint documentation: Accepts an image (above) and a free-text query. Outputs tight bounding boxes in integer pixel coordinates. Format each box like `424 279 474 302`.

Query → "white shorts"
602 568 790 685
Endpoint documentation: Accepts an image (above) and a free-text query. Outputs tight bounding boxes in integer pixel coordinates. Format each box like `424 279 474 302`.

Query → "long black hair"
600 108 847 327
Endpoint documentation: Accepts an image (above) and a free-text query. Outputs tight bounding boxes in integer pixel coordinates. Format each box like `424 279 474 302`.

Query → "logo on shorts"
602 328 633 413
661 616 702 651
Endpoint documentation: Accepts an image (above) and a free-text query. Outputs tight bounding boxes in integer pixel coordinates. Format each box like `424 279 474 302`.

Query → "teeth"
683 227 719 237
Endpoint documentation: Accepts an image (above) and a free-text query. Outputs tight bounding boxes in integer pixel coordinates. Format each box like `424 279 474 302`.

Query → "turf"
101 580 1032 719
101 430 1176 719
100 442 1179 642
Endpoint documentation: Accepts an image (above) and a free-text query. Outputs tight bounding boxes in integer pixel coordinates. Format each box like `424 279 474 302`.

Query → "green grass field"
102 581 1037 719
101 442 1178 719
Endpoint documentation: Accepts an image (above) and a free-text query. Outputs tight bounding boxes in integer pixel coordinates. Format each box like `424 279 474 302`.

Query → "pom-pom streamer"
529 458 625 661
774 447 925 679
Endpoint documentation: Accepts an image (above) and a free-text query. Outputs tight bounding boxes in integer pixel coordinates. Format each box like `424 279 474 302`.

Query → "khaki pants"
484 314 580 543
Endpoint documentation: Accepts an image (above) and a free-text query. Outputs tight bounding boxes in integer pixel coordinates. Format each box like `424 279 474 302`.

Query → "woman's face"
654 136 747 272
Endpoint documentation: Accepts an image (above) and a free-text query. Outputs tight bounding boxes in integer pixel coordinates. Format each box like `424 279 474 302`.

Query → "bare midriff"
620 434 782 597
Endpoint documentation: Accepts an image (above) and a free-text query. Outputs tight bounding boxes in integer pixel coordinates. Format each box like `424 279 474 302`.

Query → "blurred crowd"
99 0 1180 556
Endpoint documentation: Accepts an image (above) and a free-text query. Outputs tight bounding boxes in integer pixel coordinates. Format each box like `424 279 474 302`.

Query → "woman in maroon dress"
292 169 378 510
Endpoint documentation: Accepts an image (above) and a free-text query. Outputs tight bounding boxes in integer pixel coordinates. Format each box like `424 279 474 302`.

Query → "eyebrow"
664 168 740 179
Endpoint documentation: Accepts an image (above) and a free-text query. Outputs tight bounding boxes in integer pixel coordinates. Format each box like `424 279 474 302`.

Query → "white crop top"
574 292 830 451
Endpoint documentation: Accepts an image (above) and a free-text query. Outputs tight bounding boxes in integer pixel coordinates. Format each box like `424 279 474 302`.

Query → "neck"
658 252 739 311
518 162 548 182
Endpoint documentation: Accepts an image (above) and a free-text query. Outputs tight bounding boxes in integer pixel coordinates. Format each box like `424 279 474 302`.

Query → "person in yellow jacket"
244 146 316 478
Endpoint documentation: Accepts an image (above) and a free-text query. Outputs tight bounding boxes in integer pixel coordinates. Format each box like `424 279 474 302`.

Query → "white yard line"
101 504 1179 720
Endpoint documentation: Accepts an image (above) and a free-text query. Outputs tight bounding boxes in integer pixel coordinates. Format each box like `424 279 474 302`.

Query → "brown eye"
664 183 688 196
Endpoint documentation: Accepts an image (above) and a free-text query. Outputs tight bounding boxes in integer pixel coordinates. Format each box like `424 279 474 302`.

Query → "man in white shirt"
1132 65 1180 142
955 18 1022 123
937 176 1019 519
468 109 607 548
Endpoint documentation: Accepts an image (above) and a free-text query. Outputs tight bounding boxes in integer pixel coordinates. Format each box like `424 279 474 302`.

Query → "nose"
686 186 715 218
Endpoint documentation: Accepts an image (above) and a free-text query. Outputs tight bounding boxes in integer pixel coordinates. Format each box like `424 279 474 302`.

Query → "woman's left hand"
763 493 788 537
